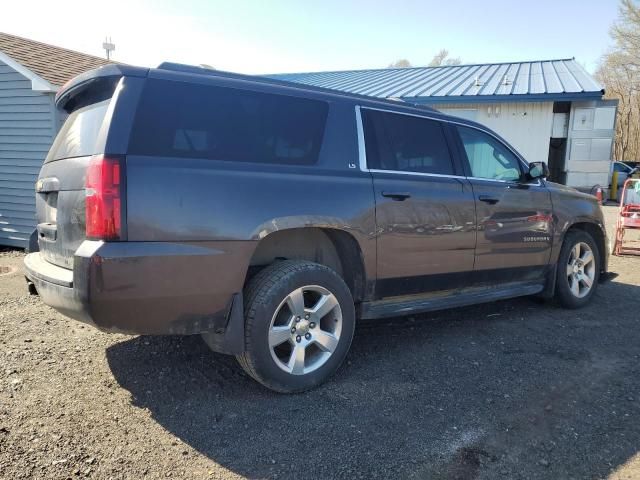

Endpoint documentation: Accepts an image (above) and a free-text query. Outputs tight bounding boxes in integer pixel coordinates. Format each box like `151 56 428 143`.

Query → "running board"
360 281 545 320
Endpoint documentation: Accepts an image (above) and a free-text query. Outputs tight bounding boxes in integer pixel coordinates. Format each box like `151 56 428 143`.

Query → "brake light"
85 155 123 240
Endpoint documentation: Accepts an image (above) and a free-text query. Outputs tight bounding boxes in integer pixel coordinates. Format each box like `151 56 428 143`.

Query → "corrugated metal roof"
268 59 604 103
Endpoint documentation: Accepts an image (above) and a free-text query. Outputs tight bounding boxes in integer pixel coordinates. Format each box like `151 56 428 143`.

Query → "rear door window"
129 79 329 165
362 109 454 175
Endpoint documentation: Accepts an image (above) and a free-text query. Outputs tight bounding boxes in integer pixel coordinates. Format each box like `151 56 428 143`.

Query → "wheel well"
248 228 366 302
566 222 606 271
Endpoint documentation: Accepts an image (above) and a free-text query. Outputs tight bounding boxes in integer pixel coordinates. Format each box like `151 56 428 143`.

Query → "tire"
236 260 355 393
554 230 600 309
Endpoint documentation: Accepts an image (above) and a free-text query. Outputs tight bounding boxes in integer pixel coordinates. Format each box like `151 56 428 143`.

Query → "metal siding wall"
0 60 54 248
434 102 554 163
565 100 617 189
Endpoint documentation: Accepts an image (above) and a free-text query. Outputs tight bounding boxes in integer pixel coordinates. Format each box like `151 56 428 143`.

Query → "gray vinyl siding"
0 60 55 248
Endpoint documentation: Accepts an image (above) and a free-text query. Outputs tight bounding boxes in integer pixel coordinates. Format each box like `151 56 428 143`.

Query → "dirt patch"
1 207 640 479
0 265 17 276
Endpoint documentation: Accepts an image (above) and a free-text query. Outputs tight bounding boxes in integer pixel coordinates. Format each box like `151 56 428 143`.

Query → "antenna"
102 37 115 60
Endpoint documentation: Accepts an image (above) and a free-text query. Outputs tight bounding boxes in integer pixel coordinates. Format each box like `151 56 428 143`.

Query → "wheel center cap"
573 264 580 274
296 320 310 335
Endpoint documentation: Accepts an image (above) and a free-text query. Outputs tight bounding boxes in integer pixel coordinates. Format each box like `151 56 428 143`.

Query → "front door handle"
382 191 411 201
478 195 500 204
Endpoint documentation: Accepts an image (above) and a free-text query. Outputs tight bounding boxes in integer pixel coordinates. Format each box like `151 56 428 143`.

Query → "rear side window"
362 109 454 175
47 100 110 161
129 79 329 165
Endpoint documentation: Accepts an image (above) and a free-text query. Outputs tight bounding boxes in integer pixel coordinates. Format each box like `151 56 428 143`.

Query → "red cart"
613 178 640 256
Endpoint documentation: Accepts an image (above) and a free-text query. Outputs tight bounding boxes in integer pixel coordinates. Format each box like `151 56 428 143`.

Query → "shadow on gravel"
107 280 640 480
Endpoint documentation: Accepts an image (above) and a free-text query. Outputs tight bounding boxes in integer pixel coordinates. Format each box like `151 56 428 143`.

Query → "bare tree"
428 49 461 67
388 59 412 68
597 0 640 160
611 0 640 67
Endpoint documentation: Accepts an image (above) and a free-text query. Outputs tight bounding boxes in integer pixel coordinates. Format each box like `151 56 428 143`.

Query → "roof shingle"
0 32 112 87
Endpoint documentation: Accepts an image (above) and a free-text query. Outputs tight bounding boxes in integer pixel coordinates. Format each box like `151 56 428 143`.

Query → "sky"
0 0 622 75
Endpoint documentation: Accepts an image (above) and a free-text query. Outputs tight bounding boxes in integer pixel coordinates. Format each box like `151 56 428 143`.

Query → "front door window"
457 127 522 182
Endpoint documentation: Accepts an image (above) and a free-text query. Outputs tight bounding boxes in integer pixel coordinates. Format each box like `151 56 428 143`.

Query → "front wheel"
554 230 600 309
236 260 355 393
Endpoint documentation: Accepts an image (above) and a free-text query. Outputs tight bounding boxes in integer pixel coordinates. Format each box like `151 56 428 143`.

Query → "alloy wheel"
268 285 343 375
566 242 596 298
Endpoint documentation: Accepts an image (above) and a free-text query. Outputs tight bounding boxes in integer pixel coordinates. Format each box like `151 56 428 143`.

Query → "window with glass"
362 109 455 175
457 126 522 181
129 79 329 166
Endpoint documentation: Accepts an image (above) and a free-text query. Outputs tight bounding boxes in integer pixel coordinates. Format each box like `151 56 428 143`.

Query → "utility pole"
102 37 115 60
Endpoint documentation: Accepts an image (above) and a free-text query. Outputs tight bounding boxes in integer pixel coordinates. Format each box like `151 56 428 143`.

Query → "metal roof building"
269 59 605 104
270 59 616 195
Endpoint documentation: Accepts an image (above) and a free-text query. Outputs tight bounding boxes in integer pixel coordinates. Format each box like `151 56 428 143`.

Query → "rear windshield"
128 79 329 166
47 99 110 162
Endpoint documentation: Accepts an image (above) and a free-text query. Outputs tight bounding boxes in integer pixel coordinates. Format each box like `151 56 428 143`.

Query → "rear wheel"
555 230 600 308
237 260 355 393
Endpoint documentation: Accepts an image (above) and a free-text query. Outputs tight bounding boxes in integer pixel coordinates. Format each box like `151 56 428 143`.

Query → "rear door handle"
381 191 411 201
478 195 500 204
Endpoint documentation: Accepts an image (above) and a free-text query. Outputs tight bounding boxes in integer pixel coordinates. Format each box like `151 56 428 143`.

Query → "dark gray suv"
24 63 609 392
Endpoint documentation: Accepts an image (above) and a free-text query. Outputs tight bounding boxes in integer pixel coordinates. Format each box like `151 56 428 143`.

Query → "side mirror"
528 161 550 180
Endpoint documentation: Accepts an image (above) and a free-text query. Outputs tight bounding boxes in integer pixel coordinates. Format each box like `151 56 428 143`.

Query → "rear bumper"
24 240 253 353
24 251 92 323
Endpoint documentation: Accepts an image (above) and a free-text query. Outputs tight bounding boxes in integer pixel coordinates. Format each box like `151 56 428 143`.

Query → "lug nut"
291 327 296 333
309 322 316 329
296 317 301 322
305 333 311 340
305 314 310 320
296 335 301 343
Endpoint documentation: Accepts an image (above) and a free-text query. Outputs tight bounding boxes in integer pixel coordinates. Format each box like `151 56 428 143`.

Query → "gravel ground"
1 205 640 480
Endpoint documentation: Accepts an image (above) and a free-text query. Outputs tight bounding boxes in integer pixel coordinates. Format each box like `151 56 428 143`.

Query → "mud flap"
201 292 245 355
539 264 557 299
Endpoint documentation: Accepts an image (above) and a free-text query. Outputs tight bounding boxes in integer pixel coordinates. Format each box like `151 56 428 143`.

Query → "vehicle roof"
57 62 491 132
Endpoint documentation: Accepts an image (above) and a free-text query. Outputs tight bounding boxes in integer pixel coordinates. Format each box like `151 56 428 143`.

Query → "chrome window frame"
355 104 543 186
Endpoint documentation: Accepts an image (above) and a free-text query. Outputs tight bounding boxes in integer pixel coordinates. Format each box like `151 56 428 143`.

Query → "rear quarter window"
128 79 329 165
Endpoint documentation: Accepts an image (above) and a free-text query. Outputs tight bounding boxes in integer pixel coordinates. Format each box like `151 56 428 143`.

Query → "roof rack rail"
157 62 295 87
155 61 437 113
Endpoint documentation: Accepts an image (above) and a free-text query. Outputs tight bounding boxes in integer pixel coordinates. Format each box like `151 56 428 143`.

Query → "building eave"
0 50 59 93
406 92 605 104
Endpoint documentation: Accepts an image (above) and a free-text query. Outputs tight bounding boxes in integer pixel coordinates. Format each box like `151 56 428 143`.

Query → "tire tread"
237 260 351 392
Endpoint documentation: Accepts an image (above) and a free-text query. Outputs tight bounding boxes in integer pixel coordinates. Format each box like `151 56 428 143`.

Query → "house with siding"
0 32 110 248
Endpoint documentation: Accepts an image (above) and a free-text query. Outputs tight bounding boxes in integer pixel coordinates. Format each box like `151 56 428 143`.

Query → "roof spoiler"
55 64 149 110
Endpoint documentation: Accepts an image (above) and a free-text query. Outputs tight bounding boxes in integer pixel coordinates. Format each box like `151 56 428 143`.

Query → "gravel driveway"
1 205 640 480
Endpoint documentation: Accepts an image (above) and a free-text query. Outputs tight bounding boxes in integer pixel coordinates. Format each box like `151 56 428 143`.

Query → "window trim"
355 104 536 184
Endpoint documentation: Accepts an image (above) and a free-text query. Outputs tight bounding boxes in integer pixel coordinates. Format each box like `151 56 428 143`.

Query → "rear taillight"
85 154 124 240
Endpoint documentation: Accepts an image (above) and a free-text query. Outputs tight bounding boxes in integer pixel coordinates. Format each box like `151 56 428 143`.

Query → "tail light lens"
85 155 123 240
